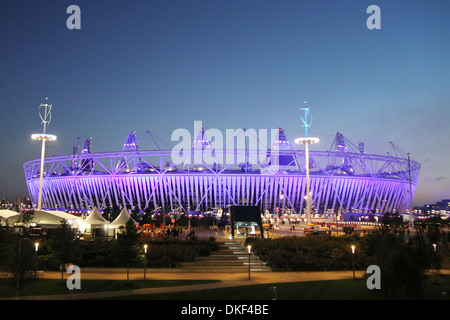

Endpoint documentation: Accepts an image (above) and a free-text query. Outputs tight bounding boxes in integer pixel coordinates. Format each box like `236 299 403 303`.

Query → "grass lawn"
105 274 450 300
112 279 376 300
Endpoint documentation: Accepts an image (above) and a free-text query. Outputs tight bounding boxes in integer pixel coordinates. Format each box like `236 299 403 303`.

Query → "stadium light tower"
31 98 57 211
295 102 319 225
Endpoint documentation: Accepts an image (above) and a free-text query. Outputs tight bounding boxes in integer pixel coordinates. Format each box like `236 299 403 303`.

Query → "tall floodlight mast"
295 102 319 225
300 101 312 137
408 153 414 231
31 98 57 211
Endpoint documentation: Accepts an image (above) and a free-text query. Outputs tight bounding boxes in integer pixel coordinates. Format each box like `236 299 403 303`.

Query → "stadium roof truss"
23 130 420 215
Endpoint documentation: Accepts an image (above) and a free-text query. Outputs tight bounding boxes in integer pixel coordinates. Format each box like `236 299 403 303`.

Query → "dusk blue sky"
1 0 449 207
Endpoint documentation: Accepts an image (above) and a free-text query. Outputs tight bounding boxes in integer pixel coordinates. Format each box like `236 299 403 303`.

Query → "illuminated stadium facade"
23 128 420 216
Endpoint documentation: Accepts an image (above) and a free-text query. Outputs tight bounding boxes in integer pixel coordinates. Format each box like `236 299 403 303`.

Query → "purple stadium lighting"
23 127 421 220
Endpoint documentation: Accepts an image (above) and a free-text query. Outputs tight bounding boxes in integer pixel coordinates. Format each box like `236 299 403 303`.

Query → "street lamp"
144 244 148 280
34 242 39 275
270 286 277 300
295 137 319 225
31 98 57 211
247 245 252 280
351 245 356 279
278 195 285 228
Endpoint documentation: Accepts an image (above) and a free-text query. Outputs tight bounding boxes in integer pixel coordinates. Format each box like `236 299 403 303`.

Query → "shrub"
78 238 114 267
246 235 367 271
145 237 219 268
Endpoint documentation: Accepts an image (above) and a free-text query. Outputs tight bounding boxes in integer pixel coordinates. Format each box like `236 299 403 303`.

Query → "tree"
112 218 144 283
362 228 436 299
16 211 35 230
47 220 81 281
0 225 12 267
1 211 37 298
14 211 36 279
1 229 36 279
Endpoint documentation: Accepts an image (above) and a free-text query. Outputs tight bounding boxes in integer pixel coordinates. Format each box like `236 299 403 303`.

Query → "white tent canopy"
41 210 80 225
41 210 81 228
79 207 108 232
109 207 136 228
0 209 20 225
2 210 80 228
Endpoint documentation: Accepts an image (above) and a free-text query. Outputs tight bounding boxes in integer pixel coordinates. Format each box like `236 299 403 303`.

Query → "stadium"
23 127 421 220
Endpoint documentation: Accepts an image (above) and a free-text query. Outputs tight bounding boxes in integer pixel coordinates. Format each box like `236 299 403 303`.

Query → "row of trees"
245 221 447 299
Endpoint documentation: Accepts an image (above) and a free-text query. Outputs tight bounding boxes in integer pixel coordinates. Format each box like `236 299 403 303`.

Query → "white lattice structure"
23 130 420 215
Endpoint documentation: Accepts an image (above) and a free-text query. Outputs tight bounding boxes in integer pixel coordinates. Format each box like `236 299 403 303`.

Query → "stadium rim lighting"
295 137 320 144
31 133 57 141
23 129 421 215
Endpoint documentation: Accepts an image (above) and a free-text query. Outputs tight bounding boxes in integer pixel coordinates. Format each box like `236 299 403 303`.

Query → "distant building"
415 199 450 216
15 196 31 207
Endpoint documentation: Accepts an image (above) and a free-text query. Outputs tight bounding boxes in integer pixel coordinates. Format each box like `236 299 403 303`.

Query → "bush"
246 235 368 271
147 244 195 267
78 238 115 267
36 254 60 271
75 235 220 269
360 228 437 299
145 237 219 268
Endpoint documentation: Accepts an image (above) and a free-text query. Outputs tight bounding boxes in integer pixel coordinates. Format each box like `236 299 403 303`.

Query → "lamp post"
279 195 285 228
335 210 339 236
270 286 277 300
351 245 356 279
407 153 414 232
34 242 39 276
295 102 319 225
295 137 319 225
247 245 252 280
31 98 57 211
144 244 148 280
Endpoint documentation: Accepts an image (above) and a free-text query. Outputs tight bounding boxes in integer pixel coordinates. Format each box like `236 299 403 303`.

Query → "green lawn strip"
0 279 220 298
104 279 378 300
105 275 450 300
